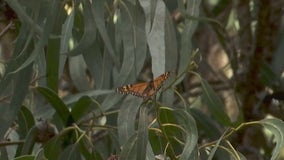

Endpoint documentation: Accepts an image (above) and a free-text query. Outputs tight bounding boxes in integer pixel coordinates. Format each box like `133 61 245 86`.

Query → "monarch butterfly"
116 72 170 99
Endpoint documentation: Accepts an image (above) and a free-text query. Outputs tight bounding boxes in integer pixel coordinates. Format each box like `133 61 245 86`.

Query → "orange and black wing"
116 82 151 98
116 72 170 99
152 71 170 92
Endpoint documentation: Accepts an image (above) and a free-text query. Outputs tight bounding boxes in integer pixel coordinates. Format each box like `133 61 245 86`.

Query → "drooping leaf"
58 144 81 160
147 0 166 76
58 8 74 77
67 0 96 57
119 133 138 160
136 106 148 160
117 97 143 145
158 107 181 159
70 95 103 125
0 64 33 138
44 136 62 159
201 79 232 126
91 0 119 67
69 55 90 91
260 118 284 160
174 110 198 160
20 126 38 155
63 89 113 105
115 2 137 85
16 106 36 156
178 0 201 75
13 155 35 160
36 86 71 125
190 108 221 140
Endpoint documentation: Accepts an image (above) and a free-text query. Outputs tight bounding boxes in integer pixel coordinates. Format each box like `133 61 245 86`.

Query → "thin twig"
0 21 13 38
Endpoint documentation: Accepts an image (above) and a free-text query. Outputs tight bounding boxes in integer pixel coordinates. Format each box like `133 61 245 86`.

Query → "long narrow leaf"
120 133 138 160
148 0 166 76
178 0 201 75
67 0 96 57
136 106 148 160
36 86 70 125
117 97 142 145
0 64 33 137
174 110 198 160
260 118 284 160
201 79 232 126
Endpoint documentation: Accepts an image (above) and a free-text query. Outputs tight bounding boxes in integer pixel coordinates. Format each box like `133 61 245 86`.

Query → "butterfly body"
116 72 170 99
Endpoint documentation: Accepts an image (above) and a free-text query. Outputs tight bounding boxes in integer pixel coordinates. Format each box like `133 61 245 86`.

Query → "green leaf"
13 155 35 160
149 128 164 155
147 0 166 76
163 9 178 105
158 107 181 159
82 43 103 89
36 86 71 125
63 89 113 105
5 0 42 36
70 96 102 123
91 0 119 67
174 110 198 160
70 96 93 121
115 2 137 85
117 97 143 145
0 64 33 138
201 79 232 126
12 0 61 78
120 133 138 160
67 0 96 57
178 0 201 75
69 55 90 91
145 142 156 160
44 136 62 159
101 48 114 88
207 129 226 160
0 24 34 95
60 9 74 54
115 1 147 80
101 93 125 111
78 137 93 159
190 108 221 140
59 144 81 160
20 126 38 155
46 38 60 92
16 106 36 156
58 8 74 76
17 106 35 138
132 3 147 77
136 107 148 160
260 118 284 160
162 7 178 103
46 0 67 91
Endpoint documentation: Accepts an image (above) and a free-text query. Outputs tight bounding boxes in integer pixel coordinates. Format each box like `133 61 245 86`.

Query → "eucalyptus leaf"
120 133 138 160
260 118 284 160
36 86 71 125
147 0 166 76
136 107 148 160
201 79 232 126
117 97 143 145
0 64 33 138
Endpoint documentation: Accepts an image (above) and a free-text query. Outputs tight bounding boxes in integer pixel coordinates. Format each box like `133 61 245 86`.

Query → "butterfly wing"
116 72 170 99
116 82 151 98
152 71 170 92
142 71 170 98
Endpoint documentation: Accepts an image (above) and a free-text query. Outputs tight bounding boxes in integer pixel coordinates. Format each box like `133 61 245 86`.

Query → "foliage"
0 0 284 159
